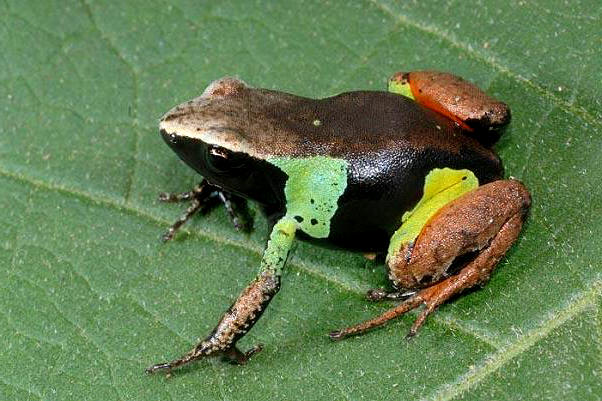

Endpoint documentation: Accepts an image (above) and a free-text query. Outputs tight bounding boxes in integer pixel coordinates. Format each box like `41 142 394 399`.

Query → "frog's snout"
159 99 198 127
159 128 176 145
158 98 211 143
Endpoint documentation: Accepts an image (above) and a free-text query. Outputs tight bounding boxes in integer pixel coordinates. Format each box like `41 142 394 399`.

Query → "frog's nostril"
160 129 178 144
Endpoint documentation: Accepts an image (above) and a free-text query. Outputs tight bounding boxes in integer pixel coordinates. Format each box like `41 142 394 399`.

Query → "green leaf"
1 1 600 400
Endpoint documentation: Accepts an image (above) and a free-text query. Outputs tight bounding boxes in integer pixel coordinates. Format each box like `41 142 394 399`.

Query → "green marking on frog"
387 168 479 261
388 77 414 99
268 156 348 238
260 218 296 275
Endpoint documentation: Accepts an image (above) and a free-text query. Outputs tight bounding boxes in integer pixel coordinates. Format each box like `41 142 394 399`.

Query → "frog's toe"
216 191 252 232
366 288 416 302
328 296 423 340
328 330 345 341
222 344 263 365
145 342 263 376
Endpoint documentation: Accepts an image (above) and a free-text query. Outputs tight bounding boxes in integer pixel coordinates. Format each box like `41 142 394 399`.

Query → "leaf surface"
1 1 600 400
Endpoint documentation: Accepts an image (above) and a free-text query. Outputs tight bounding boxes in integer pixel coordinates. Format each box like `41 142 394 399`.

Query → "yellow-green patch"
268 156 348 238
388 77 414 100
387 168 479 260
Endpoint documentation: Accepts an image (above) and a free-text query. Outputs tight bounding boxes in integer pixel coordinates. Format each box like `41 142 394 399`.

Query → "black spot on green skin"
268 156 348 239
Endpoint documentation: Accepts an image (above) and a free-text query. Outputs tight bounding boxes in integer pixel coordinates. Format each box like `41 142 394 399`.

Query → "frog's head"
159 77 287 206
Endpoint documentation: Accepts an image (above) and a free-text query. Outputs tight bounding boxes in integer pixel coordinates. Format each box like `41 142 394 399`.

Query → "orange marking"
409 77 474 132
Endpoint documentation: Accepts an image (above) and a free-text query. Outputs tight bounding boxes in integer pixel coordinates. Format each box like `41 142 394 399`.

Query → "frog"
146 71 531 375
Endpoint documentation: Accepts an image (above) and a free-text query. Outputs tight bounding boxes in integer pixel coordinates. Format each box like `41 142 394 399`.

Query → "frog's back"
247 89 481 158
279 91 505 250
164 86 504 250
241 89 503 249
164 84 497 164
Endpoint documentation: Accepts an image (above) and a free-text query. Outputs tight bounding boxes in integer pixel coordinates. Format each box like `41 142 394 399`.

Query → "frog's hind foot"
366 288 417 302
329 295 423 340
331 209 524 340
158 179 249 242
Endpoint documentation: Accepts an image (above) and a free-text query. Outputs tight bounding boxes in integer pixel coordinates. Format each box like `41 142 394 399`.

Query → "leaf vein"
80 0 141 205
423 281 601 401
7 271 128 400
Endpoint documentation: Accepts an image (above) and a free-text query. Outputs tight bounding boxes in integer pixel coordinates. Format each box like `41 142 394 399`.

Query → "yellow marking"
387 168 479 261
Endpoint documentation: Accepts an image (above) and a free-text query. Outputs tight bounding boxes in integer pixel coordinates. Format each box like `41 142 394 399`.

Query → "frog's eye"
207 146 230 172
205 145 245 173
209 146 229 160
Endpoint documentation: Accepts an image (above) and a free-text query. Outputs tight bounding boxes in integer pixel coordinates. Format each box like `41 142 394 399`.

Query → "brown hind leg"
330 180 531 340
388 70 511 146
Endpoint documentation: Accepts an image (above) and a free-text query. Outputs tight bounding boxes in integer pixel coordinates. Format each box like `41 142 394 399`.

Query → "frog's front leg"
158 178 249 242
146 218 296 374
330 178 531 340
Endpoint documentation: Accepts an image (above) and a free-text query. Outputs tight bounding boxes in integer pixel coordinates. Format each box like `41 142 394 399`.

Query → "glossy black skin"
161 90 504 251
331 147 502 250
162 130 287 210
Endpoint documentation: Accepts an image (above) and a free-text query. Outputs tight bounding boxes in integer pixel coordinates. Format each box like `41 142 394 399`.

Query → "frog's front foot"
146 342 263 375
146 270 281 375
158 178 249 242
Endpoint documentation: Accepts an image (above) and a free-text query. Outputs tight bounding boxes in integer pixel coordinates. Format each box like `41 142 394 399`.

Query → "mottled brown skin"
330 179 531 339
146 271 278 374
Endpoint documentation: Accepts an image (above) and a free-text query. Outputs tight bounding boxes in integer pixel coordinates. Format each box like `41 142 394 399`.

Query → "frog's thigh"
388 180 531 291
388 71 510 143
331 179 530 341
407 203 527 336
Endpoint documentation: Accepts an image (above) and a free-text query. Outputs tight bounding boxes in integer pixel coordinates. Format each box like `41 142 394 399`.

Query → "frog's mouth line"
159 112 260 158
159 128 288 207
